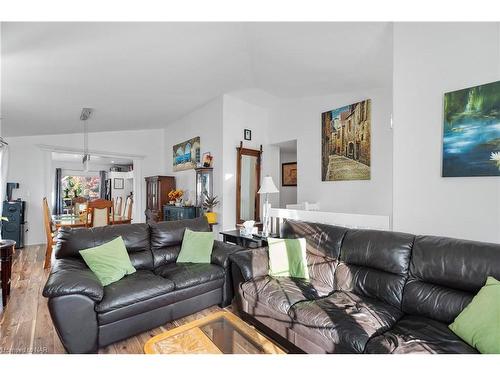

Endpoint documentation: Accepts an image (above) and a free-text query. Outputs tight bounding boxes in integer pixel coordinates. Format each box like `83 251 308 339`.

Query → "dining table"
52 214 132 228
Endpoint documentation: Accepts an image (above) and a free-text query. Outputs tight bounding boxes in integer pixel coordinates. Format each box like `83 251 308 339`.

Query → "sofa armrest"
229 247 269 281
211 240 244 268
43 258 104 302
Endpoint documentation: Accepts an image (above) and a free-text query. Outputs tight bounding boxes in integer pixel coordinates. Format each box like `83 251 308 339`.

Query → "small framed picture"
202 152 213 168
244 129 252 141
282 162 297 186
114 178 124 189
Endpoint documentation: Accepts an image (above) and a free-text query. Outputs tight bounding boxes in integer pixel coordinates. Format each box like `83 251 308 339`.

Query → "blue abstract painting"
442 80 500 177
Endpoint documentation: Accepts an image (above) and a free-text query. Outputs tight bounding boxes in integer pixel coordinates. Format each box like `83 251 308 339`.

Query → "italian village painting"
173 136 200 172
321 99 371 181
442 80 500 177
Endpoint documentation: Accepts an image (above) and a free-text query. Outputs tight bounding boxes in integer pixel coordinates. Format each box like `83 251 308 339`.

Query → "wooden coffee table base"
144 310 285 354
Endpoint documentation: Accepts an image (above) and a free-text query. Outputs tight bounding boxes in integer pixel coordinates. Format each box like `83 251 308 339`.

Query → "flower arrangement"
168 189 184 201
490 151 500 170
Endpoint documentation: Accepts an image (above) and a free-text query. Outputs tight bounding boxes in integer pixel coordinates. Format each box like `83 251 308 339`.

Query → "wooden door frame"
236 141 262 225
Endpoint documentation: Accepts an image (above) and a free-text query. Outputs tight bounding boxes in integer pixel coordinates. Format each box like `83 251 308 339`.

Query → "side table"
219 230 277 249
1 239 16 307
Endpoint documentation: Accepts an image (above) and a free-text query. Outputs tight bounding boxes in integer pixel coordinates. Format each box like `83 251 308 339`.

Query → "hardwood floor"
0 244 224 354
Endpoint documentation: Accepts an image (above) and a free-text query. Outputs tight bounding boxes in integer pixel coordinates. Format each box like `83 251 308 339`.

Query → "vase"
175 199 182 207
205 212 217 224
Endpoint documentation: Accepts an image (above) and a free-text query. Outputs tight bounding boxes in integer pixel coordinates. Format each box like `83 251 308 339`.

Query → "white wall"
170 88 392 231
222 94 279 230
163 94 279 232
279 149 297 208
164 97 224 229
268 87 394 218
6 128 165 245
393 22 500 243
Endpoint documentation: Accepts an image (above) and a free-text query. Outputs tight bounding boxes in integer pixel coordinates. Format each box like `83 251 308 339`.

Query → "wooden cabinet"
145 176 175 222
163 205 199 222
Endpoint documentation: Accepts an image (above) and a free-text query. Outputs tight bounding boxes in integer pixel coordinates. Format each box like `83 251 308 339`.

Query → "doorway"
275 140 297 208
50 151 137 220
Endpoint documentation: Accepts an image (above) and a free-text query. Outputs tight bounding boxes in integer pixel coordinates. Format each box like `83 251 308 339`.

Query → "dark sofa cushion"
402 235 500 323
154 263 224 290
230 248 270 281
96 270 174 314
55 223 153 270
43 258 104 302
365 315 477 354
335 229 414 308
291 291 403 353
281 219 348 293
149 217 210 268
240 276 331 315
97 279 223 326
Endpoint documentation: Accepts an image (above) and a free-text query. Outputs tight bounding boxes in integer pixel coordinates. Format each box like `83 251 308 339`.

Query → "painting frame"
321 99 372 182
442 80 500 177
113 178 124 190
282 162 297 187
173 136 201 172
244 129 252 141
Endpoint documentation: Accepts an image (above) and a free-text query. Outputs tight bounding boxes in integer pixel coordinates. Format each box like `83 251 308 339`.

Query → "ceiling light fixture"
80 108 93 172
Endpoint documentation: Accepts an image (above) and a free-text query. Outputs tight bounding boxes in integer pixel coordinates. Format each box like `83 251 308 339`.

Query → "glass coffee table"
144 311 285 354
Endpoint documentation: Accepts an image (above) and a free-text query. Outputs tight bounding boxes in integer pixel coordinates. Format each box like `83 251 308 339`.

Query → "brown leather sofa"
43 216 243 353
230 219 500 354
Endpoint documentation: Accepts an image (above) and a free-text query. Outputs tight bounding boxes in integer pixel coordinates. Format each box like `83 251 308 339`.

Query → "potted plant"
202 194 219 224
73 185 83 198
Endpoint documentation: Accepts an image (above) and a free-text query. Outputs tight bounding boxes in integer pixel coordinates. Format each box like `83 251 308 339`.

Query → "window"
61 175 100 199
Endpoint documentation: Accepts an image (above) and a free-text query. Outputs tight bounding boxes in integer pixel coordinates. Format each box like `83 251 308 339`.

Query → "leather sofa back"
55 223 153 270
281 219 348 293
335 229 415 308
402 235 500 323
150 216 210 268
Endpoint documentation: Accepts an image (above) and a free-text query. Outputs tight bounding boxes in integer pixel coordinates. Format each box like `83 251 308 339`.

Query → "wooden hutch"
145 175 175 222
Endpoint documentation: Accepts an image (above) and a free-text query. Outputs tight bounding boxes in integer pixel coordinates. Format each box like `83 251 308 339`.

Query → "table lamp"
258 176 279 237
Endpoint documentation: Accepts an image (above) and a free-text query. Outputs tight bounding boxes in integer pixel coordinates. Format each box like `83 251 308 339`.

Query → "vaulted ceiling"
1 22 392 136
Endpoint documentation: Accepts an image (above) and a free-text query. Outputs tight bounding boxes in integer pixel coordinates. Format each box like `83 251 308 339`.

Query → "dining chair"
114 196 123 216
86 199 114 227
42 197 57 269
123 196 133 220
73 196 88 215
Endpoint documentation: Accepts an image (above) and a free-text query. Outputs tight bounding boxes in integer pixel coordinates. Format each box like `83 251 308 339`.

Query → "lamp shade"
258 176 279 194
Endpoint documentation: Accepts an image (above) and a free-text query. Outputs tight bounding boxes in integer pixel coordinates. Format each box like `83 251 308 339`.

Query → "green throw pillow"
449 276 500 354
79 236 136 286
268 238 309 280
176 229 214 264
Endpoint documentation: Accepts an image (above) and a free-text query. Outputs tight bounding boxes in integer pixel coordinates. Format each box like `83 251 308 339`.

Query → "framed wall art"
113 178 124 189
442 80 500 177
282 162 297 186
321 99 371 181
173 136 201 172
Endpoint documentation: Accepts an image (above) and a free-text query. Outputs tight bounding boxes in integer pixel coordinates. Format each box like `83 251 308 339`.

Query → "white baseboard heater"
268 208 391 234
